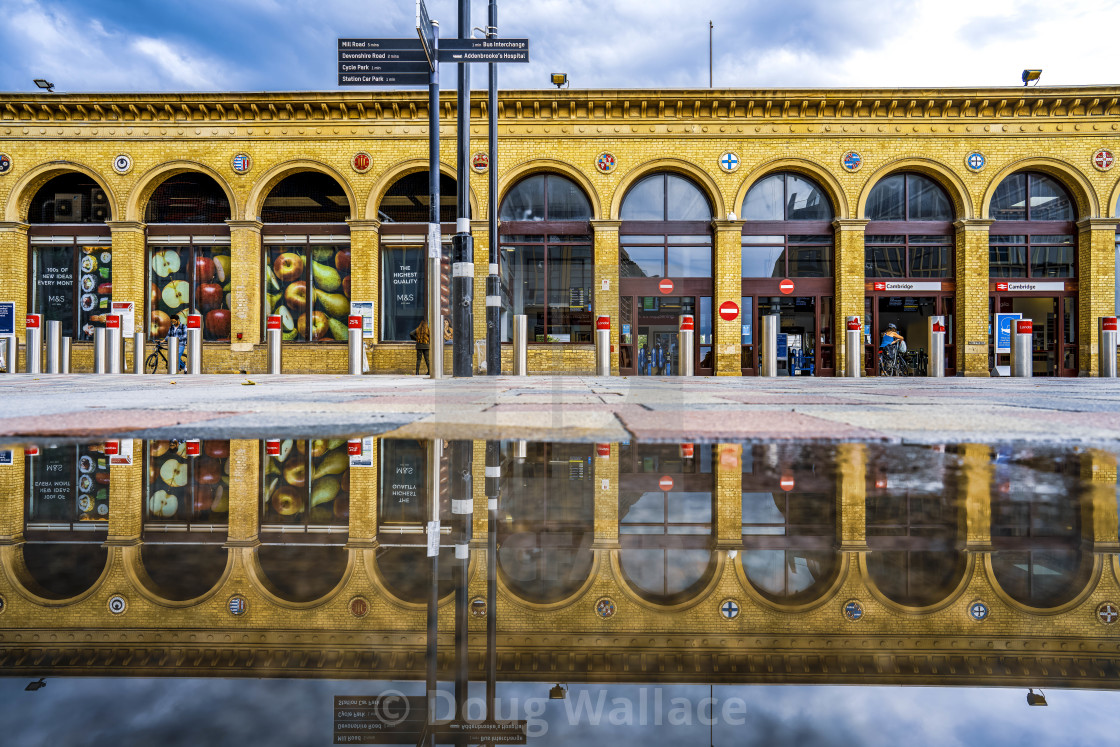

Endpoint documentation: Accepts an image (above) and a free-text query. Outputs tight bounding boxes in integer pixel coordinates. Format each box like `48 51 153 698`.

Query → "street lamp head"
1021 69 1042 86
551 73 568 89
33 79 54 92
25 678 46 692
549 684 567 700
1026 688 1048 706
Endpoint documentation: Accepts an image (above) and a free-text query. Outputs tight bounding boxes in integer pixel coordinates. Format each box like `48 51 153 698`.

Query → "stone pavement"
1 373 1120 445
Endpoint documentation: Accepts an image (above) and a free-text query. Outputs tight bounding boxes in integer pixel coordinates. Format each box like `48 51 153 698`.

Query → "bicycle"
877 345 912 377
145 339 179 374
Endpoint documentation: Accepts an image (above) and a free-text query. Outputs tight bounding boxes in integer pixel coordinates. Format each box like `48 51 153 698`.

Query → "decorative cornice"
105 220 145 233
590 219 622 232
226 219 264 232
1076 217 1120 230
954 219 996 232
832 219 870 231
346 219 382 232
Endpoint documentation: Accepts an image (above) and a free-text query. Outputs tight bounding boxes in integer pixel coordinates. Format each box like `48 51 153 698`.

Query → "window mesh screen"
145 174 231 223
261 172 350 223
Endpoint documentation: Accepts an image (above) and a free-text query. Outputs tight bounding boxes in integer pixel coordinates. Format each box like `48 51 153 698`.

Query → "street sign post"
417 0 435 66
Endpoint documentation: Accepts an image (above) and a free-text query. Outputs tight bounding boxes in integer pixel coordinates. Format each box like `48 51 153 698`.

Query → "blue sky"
0 0 1118 93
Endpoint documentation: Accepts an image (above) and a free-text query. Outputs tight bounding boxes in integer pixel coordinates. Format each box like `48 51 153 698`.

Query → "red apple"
195 457 222 485
205 309 231 339
273 252 304 283
150 310 171 339
204 440 230 459
283 460 307 487
334 250 351 273
193 486 214 513
284 280 308 313
310 310 329 341
198 283 224 311
271 486 305 516
342 276 351 298
150 283 159 310
150 440 171 457
195 255 215 283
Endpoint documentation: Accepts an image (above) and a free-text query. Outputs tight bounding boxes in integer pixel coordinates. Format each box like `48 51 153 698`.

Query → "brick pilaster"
712 220 743 376
1077 219 1118 375
591 220 621 374
832 220 867 375
226 220 263 347
954 220 993 376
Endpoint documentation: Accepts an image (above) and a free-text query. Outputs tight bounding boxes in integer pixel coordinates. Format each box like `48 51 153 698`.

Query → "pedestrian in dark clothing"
167 317 187 373
412 319 431 375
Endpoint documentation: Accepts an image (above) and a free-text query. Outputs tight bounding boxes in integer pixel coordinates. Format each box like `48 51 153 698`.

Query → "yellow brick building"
1 87 1118 376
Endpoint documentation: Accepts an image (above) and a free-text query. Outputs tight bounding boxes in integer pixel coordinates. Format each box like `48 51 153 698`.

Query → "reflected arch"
497 531 597 607
856 158 971 220
497 160 601 221
13 542 109 602
372 546 460 608
137 544 231 603
741 549 841 606
6 162 116 223
980 158 1097 220
865 550 969 609
253 545 350 605
610 159 724 220
245 160 356 222
127 161 237 222
735 159 847 220
988 549 1097 611
615 548 720 608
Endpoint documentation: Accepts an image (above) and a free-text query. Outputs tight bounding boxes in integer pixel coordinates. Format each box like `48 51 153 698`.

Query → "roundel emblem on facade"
228 595 248 616
595 152 617 173
718 151 740 173
842 599 864 621
1093 149 1115 171
719 598 741 619
349 596 370 618
841 151 862 172
0 153 12 174
470 596 487 617
351 152 372 174
968 599 990 622
1097 602 1119 625
108 595 127 614
0 595 7 614
966 152 986 172
595 597 617 619
231 153 252 174
471 152 489 173
112 154 132 175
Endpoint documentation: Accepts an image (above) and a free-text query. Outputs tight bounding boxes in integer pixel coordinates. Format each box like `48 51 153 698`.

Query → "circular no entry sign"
779 473 795 491
659 475 674 491
718 300 739 322
659 278 674 294
779 279 795 295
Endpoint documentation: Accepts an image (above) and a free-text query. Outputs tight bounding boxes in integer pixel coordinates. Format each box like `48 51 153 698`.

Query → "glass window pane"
906 174 953 220
742 246 785 278
267 246 309 341
381 247 425 342
620 175 665 220
151 246 190 339
865 244 905 278
667 245 711 277
499 174 546 221
699 296 713 347
33 246 77 339
1029 174 1075 221
666 235 711 244
262 172 350 223
785 174 833 220
909 234 953 244
666 175 712 221
787 234 832 244
909 245 952 278
866 175 906 221
503 244 547 341
741 235 784 244
788 245 832 277
991 173 1027 221
547 244 594 342
545 175 592 221
865 235 906 244
196 247 232 341
620 235 664 244
989 244 1027 277
620 245 664 277
310 245 352 341
742 174 784 221
1031 234 1074 244
1029 243 1075 278
990 234 1027 244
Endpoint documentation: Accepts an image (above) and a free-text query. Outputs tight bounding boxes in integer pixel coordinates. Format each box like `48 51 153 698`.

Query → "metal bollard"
266 315 282 374
4 335 17 374
348 315 364 375
512 314 528 376
46 320 61 374
167 335 180 374
1099 317 1118 378
106 315 122 374
678 315 695 376
25 314 42 374
1011 319 1033 377
427 253 443 381
133 332 145 374
845 316 862 378
595 315 611 376
61 337 70 373
927 316 946 378
485 272 501 375
186 314 202 375
760 314 778 377
93 327 107 374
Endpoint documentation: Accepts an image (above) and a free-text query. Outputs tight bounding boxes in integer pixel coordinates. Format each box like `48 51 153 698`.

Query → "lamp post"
452 0 474 377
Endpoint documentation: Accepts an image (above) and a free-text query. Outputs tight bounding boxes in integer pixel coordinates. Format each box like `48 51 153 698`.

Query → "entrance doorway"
740 295 834 376
865 294 955 376
990 293 1077 376
619 295 712 375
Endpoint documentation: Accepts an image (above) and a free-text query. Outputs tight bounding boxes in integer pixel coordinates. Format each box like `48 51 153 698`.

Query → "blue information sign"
994 313 1021 354
0 302 13 335
776 333 789 361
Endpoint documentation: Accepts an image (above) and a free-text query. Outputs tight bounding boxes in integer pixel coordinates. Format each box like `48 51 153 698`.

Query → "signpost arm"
427 22 443 380
486 0 501 376
452 0 474 377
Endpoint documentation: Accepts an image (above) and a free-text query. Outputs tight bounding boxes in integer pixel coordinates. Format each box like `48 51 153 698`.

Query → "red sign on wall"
266 315 282 330
186 314 202 330
718 301 739 321
659 475 674 491
779 279 794 295
659 278 674 294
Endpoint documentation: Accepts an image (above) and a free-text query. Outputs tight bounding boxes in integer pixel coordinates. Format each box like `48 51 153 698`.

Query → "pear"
312 247 334 264
277 439 294 463
312 449 349 479
210 484 229 513
312 261 342 292
315 290 350 319
310 476 341 507
265 263 281 292
268 292 282 310
328 317 349 341
327 439 346 452
213 254 232 284
277 305 295 331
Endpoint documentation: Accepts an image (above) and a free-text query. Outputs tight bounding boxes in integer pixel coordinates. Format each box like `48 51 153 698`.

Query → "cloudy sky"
0 0 1118 94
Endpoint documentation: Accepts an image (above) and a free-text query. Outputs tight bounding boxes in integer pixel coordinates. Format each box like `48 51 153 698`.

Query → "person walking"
167 316 187 373
411 318 431 375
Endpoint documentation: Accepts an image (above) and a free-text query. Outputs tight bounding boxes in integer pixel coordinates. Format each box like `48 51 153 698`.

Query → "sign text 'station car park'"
338 37 529 86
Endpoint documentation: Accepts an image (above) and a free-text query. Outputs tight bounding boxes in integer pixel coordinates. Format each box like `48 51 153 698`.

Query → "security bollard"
678 315 695 376
106 315 122 374
513 314 528 376
845 316 862 378
486 272 501 375
133 332 145 374
25 314 42 374
167 335 180 374
4 335 17 374
46 320 61 374
186 314 202 375
348 315 364 375
61 337 71 373
1011 319 1033 377
927 316 946 378
93 327 107 374
266 315 282 374
595 315 611 376
1099 317 1118 378
760 314 779 377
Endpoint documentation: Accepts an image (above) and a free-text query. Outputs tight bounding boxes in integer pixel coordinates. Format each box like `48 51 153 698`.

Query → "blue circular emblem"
718 152 740 173
0 154 11 174
231 153 252 174
1097 602 1118 625
719 598 741 619
968 600 989 621
841 151 862 172
228 595 247 616
595 152 616 174
843 600 864 621
595 597 616 619
108 595 127 614
966 152 986 171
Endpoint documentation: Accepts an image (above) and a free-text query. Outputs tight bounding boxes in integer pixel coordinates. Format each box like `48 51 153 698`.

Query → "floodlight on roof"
33 79 54 92
1021 69 1042 86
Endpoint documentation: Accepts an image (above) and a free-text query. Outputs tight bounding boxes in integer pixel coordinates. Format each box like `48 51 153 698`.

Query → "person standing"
411 319 431 375
167 316 187 373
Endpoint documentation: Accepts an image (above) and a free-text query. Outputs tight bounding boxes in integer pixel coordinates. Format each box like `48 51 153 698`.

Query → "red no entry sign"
779 473 795 492
659 278 674 294
779 279 794 295
718 301 739 321
659 475 674 491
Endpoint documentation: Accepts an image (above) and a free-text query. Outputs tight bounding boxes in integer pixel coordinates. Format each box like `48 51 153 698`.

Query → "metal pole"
452 0 474 378
709 21 713 88
512 314 527 375
1011 319 1033 377
845 316 862 378
133 332 145 374
760 314 778 377
93 327 107 374
266 315 282 374
595 315 611 376
452 440 472 720
61 337 70 374
927 316 945 378
25 316 41 374
428 22 443 382
46 320 61 373
4 335 17 374
347 315 363 375
166 335 179 375
106 317 122 374
186 315 202 375
425 437 442 747
1099 317 1118 378
484 439 499 720
678 315 694 376
486 0 501 376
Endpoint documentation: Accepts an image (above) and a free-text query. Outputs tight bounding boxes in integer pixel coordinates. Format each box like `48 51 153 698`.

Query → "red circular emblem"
471 152 488 172
659 278 674 294
659 475 674 491
718 301 739 321
349 597 369 618
596 152 617 173
352 152 371 173
779 279 795 295
1093 149 1114 171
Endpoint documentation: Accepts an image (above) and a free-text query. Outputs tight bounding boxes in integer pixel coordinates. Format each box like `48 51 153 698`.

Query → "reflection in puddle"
1 438 1119 742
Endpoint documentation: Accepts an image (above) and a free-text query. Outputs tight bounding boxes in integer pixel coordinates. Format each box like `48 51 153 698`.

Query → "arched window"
140 545 227 601
619 489 715 605
379 172 460 223
257 545 347 603
499 174 594 344
145 174 234 343
742 172 833 222
27 174 112 341
377 547 457 603
865 173 954 278
263 173 353 344
742 172 833 278
21 542 107 599
989 172 1076 278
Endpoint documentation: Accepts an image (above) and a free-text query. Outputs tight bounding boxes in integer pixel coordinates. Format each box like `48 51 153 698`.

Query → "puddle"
1 437 1118 743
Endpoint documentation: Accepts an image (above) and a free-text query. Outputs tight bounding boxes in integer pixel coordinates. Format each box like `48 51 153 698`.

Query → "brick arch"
984 551 1102 616
856 157 973 220
245 159 358 222
734 547 849 614
243 545 357 610
609 548 725 613
495 545 602 612
608 158 726 221
0 542 112 608
125 160 238 223
734 158 850 220
364 546 479 610
4 161 117 223
364 158 480 222
980 157 1099 220
496 158 602 221
859 550 974 614
123 543 233 608
1108 176 1120 219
